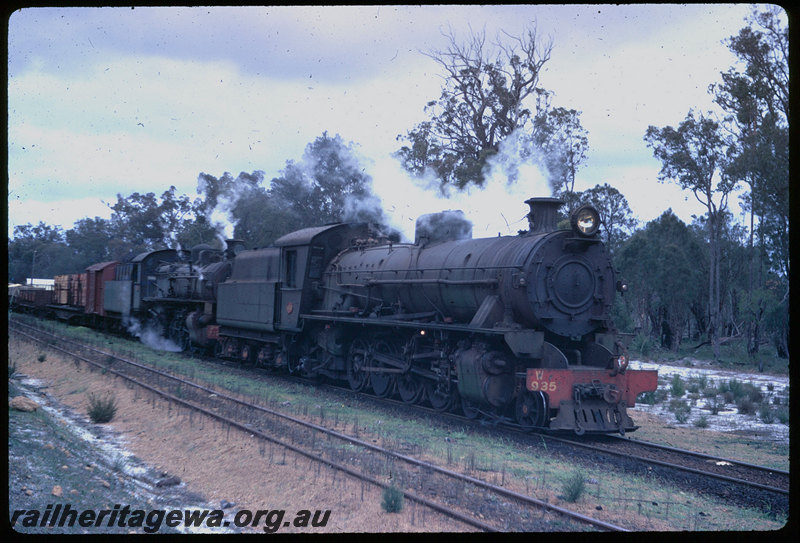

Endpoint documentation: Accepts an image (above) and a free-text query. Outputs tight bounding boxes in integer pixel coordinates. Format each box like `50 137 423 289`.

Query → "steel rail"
604 435 790 478
547 435 789 496
312 378 790 500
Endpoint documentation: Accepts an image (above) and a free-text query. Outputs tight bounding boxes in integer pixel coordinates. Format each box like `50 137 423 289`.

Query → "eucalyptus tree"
576 183 637 254
65 217 114 265
710 5 789 360
107 185 212 256
616 210 705 351
644 111 736 360
268 132 388 229
532 107 589 197
396 25 555 190
197 133 389 248
8 222 68 282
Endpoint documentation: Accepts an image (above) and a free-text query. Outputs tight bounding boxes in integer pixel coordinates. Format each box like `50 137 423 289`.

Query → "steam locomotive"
10 197 657 434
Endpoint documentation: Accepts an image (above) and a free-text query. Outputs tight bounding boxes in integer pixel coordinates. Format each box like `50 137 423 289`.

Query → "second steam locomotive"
10 197 657 434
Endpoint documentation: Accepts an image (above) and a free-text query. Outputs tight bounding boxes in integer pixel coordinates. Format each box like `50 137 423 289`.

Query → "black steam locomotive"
11 197 657 434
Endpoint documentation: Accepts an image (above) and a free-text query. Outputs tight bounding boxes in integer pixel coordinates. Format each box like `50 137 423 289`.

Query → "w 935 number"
529 380 557 392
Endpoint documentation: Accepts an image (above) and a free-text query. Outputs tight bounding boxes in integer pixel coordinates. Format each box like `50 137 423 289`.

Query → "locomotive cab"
214 223 374 367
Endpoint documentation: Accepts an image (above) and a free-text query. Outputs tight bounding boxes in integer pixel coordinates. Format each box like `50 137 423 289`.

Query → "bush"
736 398 755 415
687 374 706 394
758 405 775 424
701 386 719 398
561 471 586 503
725 379 745 400
670 374 685 398
668 399 691 423
707 395 724 415
638 390 657 405
87 392 118 423
638 386 668 405
629 334 653 357
745 383 763 403
381 484 404 513
693 415 709 428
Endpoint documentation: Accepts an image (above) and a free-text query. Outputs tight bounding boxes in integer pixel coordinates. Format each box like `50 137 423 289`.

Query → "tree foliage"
197 132 391 249
396 25 554 190
711 5 788 360
532 107 589 196
644 111 736 360
574 183 637 253
8 222 71 283
617 211 705 351
107 185 217 255
270 132 386 227
712 6 789 274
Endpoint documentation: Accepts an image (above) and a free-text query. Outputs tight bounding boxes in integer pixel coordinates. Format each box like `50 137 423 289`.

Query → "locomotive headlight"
571 206 601 237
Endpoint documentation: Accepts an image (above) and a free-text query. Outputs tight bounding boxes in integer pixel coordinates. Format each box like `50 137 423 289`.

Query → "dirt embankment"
8 338 466 534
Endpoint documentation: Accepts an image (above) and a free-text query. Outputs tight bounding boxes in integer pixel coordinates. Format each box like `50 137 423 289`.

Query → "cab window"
285 250 297 288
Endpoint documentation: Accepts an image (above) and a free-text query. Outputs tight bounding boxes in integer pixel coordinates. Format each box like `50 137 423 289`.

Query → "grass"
381 484 404 513
87 391 118 423
7 380 185 534
560 470 586 503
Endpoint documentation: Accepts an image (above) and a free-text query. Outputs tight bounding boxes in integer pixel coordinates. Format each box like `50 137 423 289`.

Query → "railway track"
10 316 789 520
10 317 628 532
324 381 790 517
544 434 789 516
581 434 789 494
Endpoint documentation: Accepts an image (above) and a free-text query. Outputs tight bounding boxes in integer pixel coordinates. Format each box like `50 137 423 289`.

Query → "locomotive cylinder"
454 347 515 407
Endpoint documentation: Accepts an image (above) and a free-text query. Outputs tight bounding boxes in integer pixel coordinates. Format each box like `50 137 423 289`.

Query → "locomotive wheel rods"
346 338 369 392
368 339 397 398
461 397 481 419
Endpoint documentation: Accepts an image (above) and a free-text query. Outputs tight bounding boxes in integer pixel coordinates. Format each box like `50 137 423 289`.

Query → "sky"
7 4 769 242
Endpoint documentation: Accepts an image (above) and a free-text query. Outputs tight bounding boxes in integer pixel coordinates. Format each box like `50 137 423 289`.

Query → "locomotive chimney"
224 239 246 259
525 197 563 234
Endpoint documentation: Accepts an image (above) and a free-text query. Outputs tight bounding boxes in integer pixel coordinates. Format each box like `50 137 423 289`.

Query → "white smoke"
196 173 240 240
366 129 552 242
124 317 183 352
208 193 237 240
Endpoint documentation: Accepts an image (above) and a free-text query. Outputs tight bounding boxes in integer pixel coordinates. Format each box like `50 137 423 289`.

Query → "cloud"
8 47 441 199
7 196 115 235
